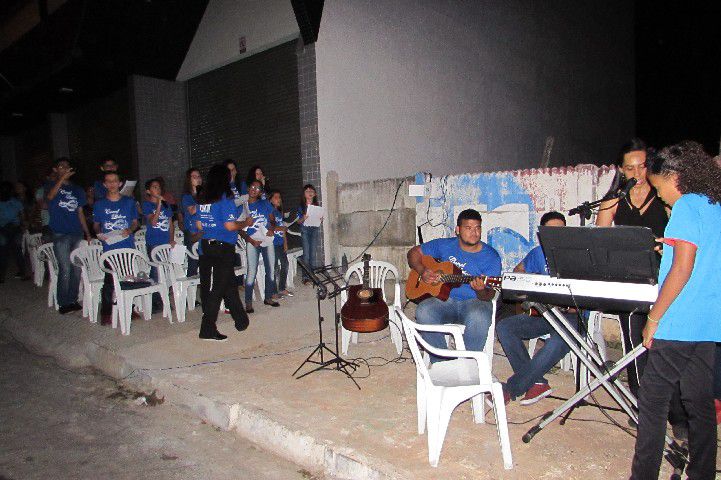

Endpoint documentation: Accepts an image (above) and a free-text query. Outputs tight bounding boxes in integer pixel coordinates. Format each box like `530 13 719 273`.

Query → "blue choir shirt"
93 180 107 203
142 200 173 247
93 196 138 251
181 193 198 233
197 198 237 245
0 198 23 227
655 193 721 342
522 245 548 275
229 182 242 202
272 208 284 246
239 180 249 196
420 237 502 301
47 182 86 235
246 199 275 237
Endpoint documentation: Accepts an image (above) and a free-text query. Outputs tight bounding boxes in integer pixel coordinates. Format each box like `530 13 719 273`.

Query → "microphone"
616 177 637 199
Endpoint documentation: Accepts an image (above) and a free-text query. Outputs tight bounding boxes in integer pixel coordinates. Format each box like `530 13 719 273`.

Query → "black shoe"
59 303 82 314
235 320 249 332
199 332 228 342
263 300 280 307
245 304 254 314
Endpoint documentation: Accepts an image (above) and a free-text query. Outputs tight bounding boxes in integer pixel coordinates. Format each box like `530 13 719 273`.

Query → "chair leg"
389 315 403 354
160 287 172 323
416 374 426 434
491 382 514 469
472 393 487 424
341 326 352 355
122 295 133 335
142 294 152 320
187 284 197 311
427 391 452 467
174 284 185 323
351 331 359 345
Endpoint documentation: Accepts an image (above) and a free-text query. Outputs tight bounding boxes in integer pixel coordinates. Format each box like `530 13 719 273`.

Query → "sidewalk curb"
0 310 400 480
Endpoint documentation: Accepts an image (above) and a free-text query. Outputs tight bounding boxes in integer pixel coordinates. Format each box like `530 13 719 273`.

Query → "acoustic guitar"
340 254 390 333
406 255 502 302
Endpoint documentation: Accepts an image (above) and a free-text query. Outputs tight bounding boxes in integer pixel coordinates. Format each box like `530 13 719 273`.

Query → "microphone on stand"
616 177 637 199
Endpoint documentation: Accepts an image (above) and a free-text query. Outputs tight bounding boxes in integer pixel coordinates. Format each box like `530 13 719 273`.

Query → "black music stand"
291 259 360 389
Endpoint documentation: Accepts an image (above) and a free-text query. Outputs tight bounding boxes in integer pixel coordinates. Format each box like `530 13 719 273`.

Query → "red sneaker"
715 399 721 425
520 383 553 406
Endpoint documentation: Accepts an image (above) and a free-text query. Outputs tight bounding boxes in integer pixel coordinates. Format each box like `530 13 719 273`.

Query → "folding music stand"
291 259 360 389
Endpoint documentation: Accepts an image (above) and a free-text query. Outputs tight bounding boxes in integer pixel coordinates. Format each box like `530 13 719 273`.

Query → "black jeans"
101 267 114 315
0 224 24 281
630 340 717 480
274 244 288 292
199 240 248 336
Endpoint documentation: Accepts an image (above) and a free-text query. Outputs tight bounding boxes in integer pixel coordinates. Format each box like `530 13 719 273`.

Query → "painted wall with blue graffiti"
416 165 616 272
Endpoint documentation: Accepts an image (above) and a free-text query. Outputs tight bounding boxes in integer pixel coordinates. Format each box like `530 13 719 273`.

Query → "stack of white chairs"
99 248 172 335
70 244 104 323
397 306 512 469
150 244 199 323
339 260 403 355
36 243 59 310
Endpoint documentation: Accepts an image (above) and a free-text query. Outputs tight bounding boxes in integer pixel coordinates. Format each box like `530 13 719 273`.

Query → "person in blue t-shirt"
0 181 25 283
45 158 92 314
196 164 253 341
92 158 118 203
223 159 244 203
241 179 277 312
268 189 290 297
93 171 139 325
407 209 502 363
142 178 175 313
496 211 576 406
180 168 203 276
242 165 268 199
630 142 721 479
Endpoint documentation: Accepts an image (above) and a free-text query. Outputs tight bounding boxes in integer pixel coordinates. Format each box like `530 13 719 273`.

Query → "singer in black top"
596 138 670 402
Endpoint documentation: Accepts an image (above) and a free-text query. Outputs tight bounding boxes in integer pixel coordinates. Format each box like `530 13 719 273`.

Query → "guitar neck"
439 274 501 291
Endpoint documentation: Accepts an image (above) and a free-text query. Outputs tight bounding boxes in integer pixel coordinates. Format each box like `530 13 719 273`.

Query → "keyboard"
501 272 658 313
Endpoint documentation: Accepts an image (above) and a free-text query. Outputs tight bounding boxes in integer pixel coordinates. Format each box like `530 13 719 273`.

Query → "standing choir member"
268 189 290 297
181 168 203 276
242 179 278 312
196 164 251 341
142 178 174 313
296 184 321 284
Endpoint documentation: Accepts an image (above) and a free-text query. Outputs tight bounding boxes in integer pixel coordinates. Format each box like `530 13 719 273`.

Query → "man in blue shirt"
93 171 139 324
45 158 92 314
407 209 501 362
495 211 573 405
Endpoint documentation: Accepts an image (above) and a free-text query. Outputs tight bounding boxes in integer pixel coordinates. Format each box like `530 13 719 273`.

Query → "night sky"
636 1 721 155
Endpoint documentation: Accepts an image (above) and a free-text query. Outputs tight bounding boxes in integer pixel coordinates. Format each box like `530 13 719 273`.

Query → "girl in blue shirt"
181 168 203 276
296 184 321 284
142 178 175 313
268 190 291 297
196 164 252 341
242 165 269 199
223 159 243 202
630 141 721 479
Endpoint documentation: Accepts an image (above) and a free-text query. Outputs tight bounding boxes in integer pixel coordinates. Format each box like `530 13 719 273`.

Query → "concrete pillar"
128 74 190 197
49 113 69 159
0 136 17 181
325 170 339 265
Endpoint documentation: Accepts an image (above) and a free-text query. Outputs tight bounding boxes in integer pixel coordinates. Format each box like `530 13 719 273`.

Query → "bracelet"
647 314 659 324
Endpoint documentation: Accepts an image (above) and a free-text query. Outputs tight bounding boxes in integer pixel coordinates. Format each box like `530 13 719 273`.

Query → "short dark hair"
144 177 162 192
540 211 566 226
456 209 482 226
103 171 120 182
54 156 71 167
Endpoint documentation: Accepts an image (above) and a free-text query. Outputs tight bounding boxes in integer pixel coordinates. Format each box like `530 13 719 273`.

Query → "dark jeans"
300 225 319 281
274 244 288 292
0 224 24 281
183 231 199 277
101 266 114 315
53 233 82 306
199 240 248 336
630 340 717 480
146 244 163 310
497 312 578 399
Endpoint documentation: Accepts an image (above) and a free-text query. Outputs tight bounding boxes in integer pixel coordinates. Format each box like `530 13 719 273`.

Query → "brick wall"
187 40 303 210
129 75 190 197
14 120 52 187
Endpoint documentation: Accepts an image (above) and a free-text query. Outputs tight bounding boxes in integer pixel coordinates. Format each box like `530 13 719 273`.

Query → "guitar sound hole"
357 289 373 300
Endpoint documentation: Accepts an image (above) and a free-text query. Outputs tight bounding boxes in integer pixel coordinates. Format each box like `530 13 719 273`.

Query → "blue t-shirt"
229 182 242 202
655 194 721 342
0 198 23 227
197 198 237 245
181 194 198 233
272 208 284 246
246 199 275 237
239 181 249 196
142 200 173 247
522 245 548 275
93 196 138 251
420 237 502 301
93 180 107 203
47 182 86 235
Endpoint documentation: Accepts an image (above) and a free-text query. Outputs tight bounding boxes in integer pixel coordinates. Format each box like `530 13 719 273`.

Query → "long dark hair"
267 189 282 211
245 165 266 189
183 168 200 196
222 158 242 186
299 184 319 214
199 164 232 204
604 138 650 198
648 141 721 205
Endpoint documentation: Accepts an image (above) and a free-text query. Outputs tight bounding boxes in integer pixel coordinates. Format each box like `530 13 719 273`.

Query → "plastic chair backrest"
37 243 58 271
189 241 200 259
344 260 399 304
151 244 185 282
70 244 104 281
100 248 146 282
395 307 432 384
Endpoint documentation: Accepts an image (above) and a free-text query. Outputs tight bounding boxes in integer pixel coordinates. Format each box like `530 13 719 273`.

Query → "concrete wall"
315 1 635 186
177 0 299 81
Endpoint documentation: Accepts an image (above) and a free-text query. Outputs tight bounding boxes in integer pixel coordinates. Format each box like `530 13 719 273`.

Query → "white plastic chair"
174 229 184 244
70 244 104 323
340 260 403 355
396 307 513 469
151 244 199 323
99 248 172 335
26 233 44 287
286 247 303 288
37 243 59 310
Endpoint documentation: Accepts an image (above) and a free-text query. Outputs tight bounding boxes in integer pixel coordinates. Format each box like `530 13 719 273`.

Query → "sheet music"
102 230 128 245
305 205 324 227
250 224 275 247
119 180 136 197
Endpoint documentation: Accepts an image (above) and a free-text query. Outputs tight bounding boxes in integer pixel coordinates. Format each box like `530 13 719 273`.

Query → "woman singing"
296 184 321 285
196 165 251 341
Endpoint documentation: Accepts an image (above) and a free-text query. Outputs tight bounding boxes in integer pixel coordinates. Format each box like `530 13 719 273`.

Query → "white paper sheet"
103 230 128 245
250 225 275 247
304 204 324 227
119 180 137 197
170 244 187 264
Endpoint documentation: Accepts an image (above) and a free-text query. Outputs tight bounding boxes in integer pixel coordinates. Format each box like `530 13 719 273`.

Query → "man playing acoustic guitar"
407 209 501 363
